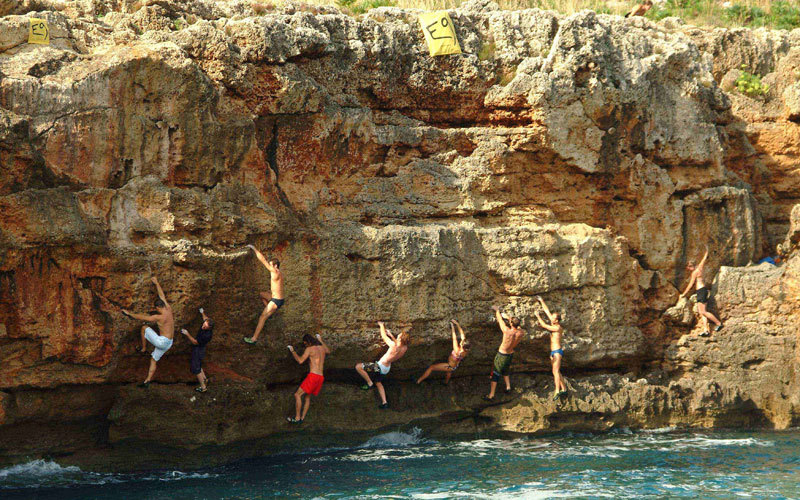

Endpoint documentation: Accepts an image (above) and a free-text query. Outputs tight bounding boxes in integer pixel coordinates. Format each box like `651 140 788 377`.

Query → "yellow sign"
418 12 461 57
28 17 50 45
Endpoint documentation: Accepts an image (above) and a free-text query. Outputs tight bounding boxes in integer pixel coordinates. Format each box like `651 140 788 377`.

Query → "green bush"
771 1 800 29
735 67 769 97
645 0 695 22
723 4 766 25
725 1 800 29
478 41 496 61
646 0 710 20
337 0 396 15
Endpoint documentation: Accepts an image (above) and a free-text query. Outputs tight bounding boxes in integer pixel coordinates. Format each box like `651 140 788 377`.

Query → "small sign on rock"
418 11 461 57
28 17 50 45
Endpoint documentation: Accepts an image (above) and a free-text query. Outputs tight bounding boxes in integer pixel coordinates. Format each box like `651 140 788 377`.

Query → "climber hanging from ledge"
535 296 567 401
287 333 330 424
680 245 724 336
484 305 524 401
355 321 410 409
416 319 470 385
243 244 284 345
122 275 175 388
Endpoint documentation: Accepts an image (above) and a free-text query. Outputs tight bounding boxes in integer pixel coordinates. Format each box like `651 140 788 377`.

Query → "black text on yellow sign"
28 17 50 45
418 12 462 57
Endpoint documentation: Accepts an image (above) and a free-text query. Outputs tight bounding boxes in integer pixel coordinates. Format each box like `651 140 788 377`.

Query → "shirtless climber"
484 306 525 401
356 322 410 409
287 333 330 424
535 296 567 400
243 244 284 344
122 276 174 388
680 245 723 336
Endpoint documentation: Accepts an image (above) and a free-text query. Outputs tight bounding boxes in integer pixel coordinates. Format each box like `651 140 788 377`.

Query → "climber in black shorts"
680 245 723 336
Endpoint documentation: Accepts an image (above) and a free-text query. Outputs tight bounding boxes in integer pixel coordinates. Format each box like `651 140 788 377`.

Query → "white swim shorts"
144 326 173 361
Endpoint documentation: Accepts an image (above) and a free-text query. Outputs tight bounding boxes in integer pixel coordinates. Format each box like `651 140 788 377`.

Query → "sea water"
2 428 800 499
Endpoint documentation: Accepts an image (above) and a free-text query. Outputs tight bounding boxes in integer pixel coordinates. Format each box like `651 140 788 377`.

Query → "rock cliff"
0 0 798 471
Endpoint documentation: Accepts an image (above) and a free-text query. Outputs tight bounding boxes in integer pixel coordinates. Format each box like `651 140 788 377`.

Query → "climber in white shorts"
355 321 410 409
122 275 175 388
144 326 172 362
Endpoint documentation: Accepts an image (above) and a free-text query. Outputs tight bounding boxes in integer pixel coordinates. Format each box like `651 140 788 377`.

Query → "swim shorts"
144 327 173 361
300 373 324 396
490 352 513 382
550 349 564 358
696 287 709 304
362 361 390 383
270 298 285 309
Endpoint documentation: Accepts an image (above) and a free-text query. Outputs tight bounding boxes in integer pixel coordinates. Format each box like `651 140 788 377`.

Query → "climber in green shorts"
484 305 525 401
493 351 513 379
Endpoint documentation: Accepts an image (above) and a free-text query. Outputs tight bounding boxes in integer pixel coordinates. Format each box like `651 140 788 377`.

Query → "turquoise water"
2 429 800 499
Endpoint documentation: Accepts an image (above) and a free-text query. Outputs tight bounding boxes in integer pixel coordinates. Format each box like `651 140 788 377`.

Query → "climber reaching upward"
680 245 723 336
243 244 284 344
535 296 567 400
416 319 470 385
484 306 525 401
122 275 174 388
356 321 410 409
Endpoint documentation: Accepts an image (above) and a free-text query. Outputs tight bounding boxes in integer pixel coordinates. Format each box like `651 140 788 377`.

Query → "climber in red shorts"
287 333 330 424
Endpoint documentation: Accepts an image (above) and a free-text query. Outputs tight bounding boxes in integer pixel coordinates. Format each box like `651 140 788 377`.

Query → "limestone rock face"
1 1 799 470
779 204 800 255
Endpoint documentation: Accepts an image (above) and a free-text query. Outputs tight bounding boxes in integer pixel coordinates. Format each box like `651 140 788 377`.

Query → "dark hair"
509 317 521 327
154 299 166 309
302 334 319 346
202 318 214 329
461 341 471 351
270 258 280 268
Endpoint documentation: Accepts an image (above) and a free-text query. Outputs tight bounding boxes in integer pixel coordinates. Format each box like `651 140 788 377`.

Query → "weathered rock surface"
0 0 799 470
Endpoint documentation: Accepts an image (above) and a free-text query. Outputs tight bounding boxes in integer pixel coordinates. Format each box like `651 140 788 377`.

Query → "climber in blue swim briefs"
243 244 284 345
535 296 567 401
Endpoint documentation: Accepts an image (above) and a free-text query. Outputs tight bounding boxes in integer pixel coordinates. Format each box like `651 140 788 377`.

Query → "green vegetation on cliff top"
321 0 800 30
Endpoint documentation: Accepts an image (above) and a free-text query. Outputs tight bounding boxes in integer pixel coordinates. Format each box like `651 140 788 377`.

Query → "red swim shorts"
300 373 324 396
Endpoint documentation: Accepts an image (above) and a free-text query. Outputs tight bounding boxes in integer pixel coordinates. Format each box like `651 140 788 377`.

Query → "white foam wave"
641 426 677 434
651 436 772 450
0 460 217 489
360 427 429 449
453 439 624 459
0 460 116 489
145 470 217 482
0 460 81 481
